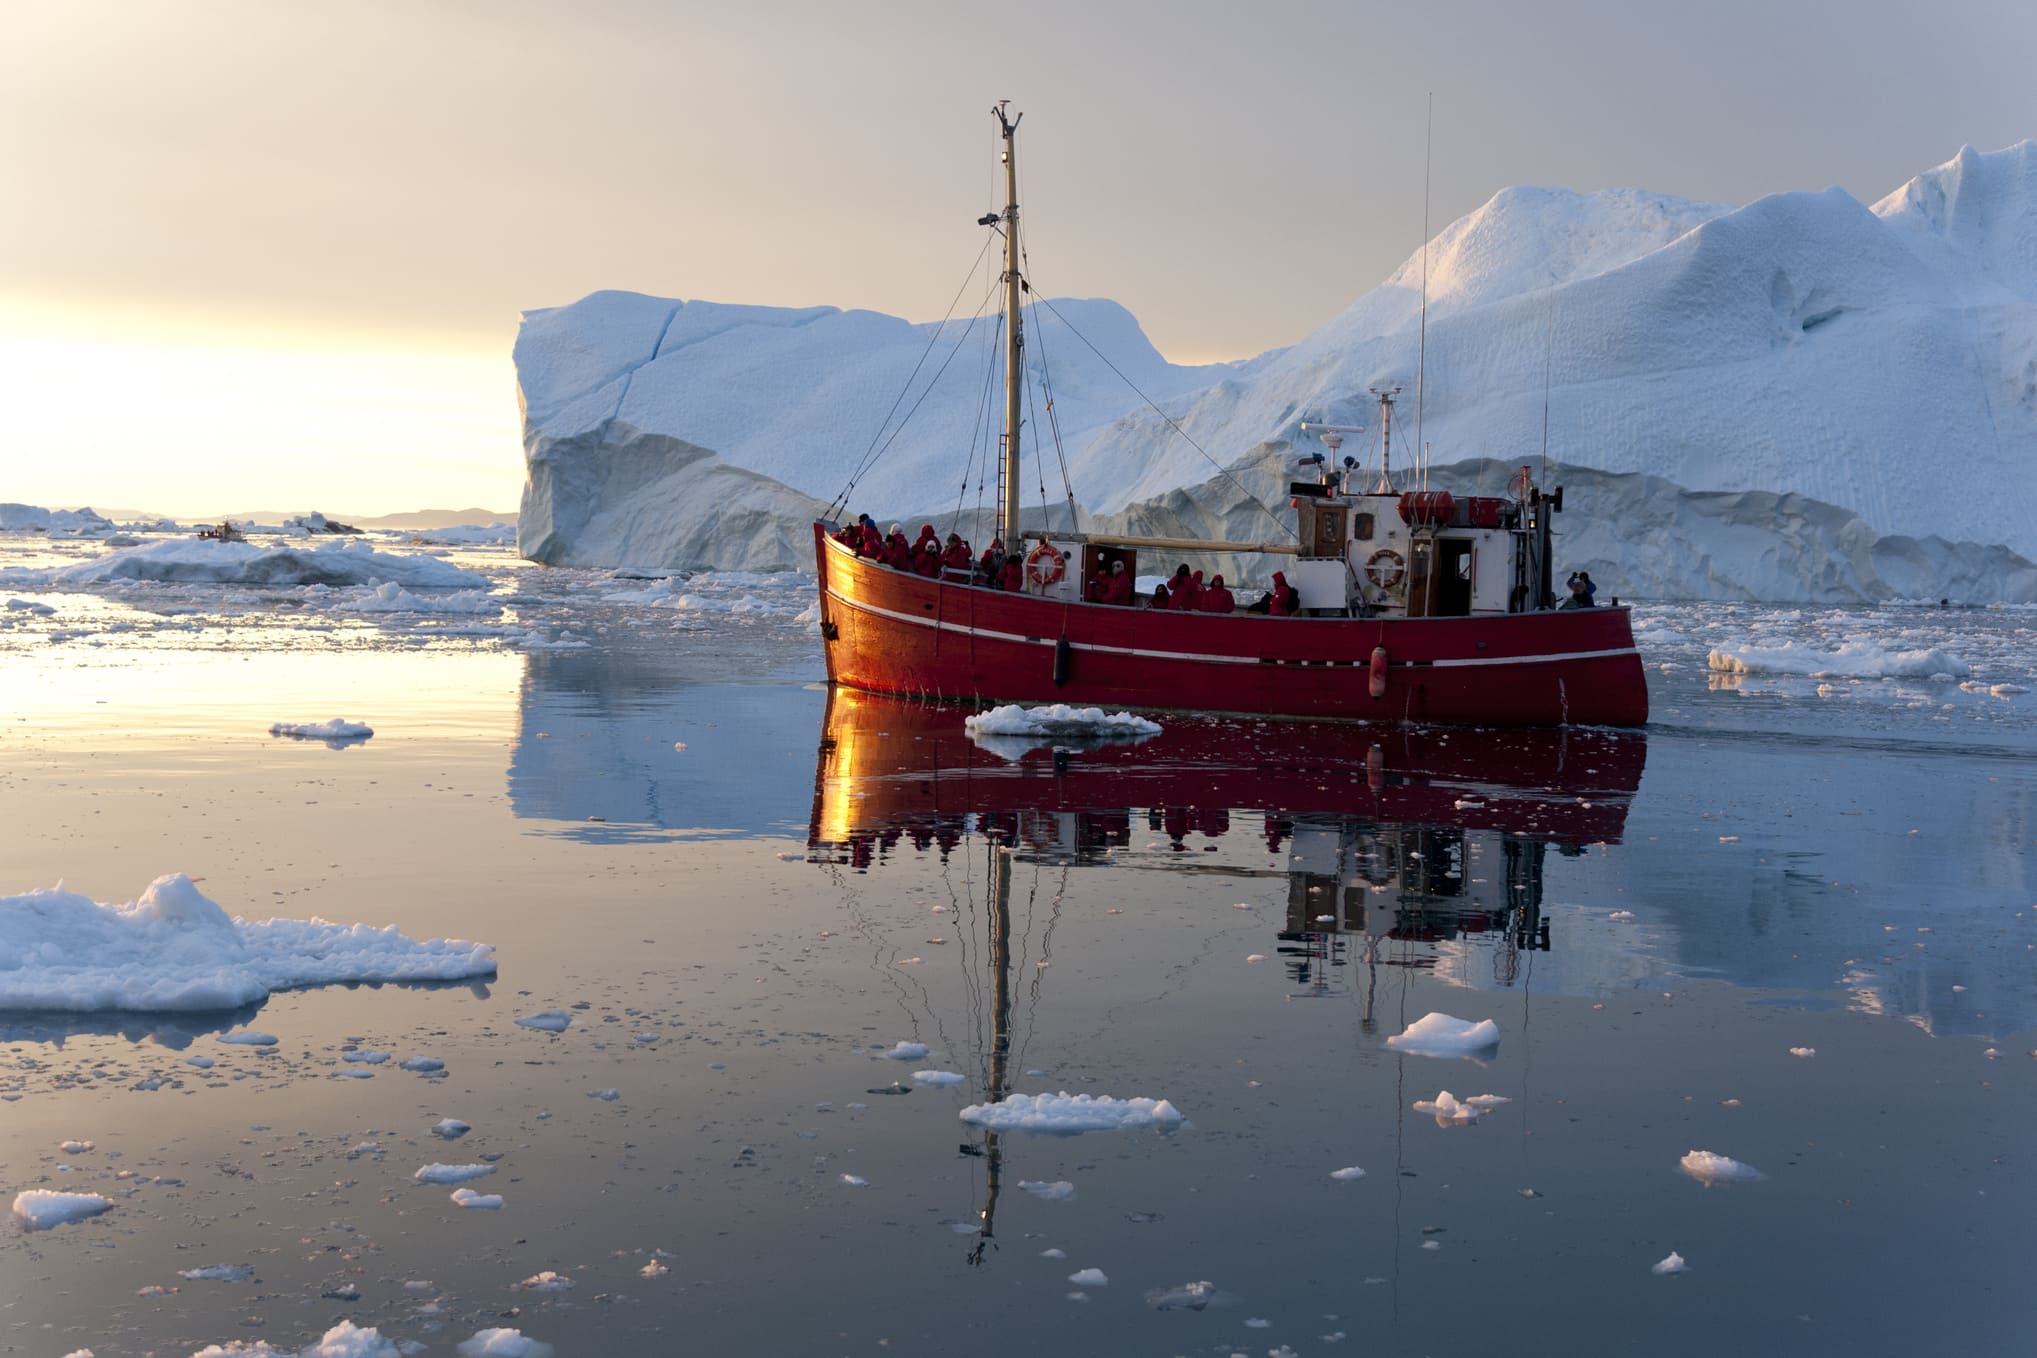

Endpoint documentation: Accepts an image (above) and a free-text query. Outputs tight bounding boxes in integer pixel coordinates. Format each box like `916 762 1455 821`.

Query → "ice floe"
179 1264 254 1281
402 1056 445 1072
1679 1150 1764 1185
1329 1166 1367 1181
450 1188 504 1209
457 1329 553 1358
882 1040 929 1061
514 1009 572 1032
958 1091 1185 1134
432 1119 471 1140
1412 1091 1511 1125
12 1190 113 1230
51 537 489 589
1385 1013 1501 1059
270 718 374 743
1146 1280 1216 1311
1018 1180 1076 1200
1068 1267 1108 1286
0 874 494 1011
57 1138 94 1154
963 703 1162 740
912 1070 965 1086
1652 1251 1689 1275
415 1163 496 1184
513 1271 574 1292
1707 640 1970 680
189 1320 398 1358
219 1030 278 1045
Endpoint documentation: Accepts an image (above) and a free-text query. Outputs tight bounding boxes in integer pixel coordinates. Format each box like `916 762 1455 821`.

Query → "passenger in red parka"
882 525 912 571
1200 574 1235 613
998 555 1025 592
1102 561 1135 606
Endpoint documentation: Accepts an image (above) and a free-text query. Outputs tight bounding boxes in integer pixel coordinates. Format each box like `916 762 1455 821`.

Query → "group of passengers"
834 513 1303 614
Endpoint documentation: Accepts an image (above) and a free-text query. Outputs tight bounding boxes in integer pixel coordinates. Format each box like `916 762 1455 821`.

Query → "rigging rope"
1031 295 1297 543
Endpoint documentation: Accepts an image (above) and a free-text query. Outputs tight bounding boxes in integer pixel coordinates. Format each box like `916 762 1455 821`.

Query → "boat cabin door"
1436 539 1474 616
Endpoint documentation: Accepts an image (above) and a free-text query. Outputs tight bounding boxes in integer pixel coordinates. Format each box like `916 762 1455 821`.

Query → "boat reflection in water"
805 689 1646 1260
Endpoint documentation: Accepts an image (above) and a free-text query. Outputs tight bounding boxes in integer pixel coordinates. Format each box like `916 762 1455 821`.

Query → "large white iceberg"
0 874 496 1011
51 538 489 589
514 143 2037 600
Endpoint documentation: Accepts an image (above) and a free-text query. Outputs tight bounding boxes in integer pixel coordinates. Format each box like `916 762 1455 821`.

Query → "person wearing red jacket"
1266 570 1299 616
914 541 943 577
941 533 973 578
882 525 912 571
977 540 1005 585
1201 574 1235 613
998 554 1025 592
1165 565 1192 608
1102 560 1135 606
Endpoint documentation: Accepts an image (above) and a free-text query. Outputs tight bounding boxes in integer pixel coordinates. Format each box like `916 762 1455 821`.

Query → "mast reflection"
806 690 1646 1258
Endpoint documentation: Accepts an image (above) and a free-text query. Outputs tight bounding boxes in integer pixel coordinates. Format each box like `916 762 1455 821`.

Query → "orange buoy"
1368 645 1389 699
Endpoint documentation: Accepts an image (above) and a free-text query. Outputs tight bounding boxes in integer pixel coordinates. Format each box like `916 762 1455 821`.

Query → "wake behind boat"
812 105 1648 727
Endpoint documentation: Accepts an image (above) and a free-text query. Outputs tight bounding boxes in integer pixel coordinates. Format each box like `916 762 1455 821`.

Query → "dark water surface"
2 619 2033 1357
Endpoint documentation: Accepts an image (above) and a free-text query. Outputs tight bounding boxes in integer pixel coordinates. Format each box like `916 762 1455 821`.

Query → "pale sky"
3 0 2031 516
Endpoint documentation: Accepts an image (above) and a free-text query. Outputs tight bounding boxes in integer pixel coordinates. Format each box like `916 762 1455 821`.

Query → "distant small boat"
813 106 1647 727
197 521 246 542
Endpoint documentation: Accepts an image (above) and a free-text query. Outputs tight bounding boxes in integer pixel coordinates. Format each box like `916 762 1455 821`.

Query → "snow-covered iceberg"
50 538 489 589
0 874 496 1011
515 143 2037 599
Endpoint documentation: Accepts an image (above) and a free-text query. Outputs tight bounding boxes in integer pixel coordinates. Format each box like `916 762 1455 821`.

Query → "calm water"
2 541 2034 1356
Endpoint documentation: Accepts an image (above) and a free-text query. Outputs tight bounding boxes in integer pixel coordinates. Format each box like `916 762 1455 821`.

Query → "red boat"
813 107 1647 728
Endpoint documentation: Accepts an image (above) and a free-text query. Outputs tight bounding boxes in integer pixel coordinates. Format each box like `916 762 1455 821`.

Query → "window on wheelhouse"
1306 506 1346 559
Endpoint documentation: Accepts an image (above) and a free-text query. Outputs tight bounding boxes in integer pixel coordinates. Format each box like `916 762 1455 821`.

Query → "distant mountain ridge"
514 141 2037 600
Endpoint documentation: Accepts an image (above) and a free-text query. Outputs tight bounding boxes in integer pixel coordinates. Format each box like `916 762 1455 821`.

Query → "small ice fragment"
58 1139 94 1154
332 1068 376 1079
840 1174 868 1188
959 1091 1184 1134
457 1328 554 1358
883 1041 929 1061
414 1163 496 1184
1068 1267 1107 1286
1246 953 1268 963
449 1188 504 1210
1246 1316 1272 1326
1609 910 1636 923
641 1259 670 1278
1385 1013 1500 1059
1788 1047 1816 1058
774 852 804 861
1019 1180 1076 1201
513 1272 574 1291
1146 1280 1213 1311
187 1056 215 1068
401 1056 445 1072
1679 1150 1763 1185
1420 1240 1442 1251
1718 835 1740 844
514 1009 571 1032
588 1089 620 1101
1065 1291 1089 1302
341 1050 389 1064
1412 1091 1510 1125
12 1191 114 1230
912 1070 965 1087
270 718 373 741
178 1263 254 1281
1652 1251 1688 1275
1233 902 1252 910
1315 914 1335 923
218 1031 278 1046
1329 1166 1366 1181
432 1119 471 1140
1041 1247 1066 1259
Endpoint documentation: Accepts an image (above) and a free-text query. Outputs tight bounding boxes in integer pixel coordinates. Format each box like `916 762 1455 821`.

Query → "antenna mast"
1369 386 1401 493
994 102 1026 547
1414 92 1432 487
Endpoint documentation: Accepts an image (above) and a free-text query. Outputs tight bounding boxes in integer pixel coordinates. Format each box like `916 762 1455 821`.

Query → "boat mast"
995 102 1025 547
968 833 1014 1265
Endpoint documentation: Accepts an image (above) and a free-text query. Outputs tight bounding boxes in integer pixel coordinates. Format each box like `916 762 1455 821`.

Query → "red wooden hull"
813 525 1648 726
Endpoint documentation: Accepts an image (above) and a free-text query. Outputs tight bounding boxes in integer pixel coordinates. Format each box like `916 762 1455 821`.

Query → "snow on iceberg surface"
53 538 488 589
959 1091 1184 1134
13 1190 114 1230
1385 1013 1500 1058
0 874 495 1011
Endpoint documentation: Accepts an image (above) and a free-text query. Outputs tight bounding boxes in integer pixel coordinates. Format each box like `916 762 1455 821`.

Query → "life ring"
1364 548 1406 590
1025 542 1066 590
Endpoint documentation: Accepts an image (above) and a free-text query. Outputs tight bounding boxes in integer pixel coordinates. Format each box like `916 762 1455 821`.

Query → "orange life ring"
1365 548 1406 590
1025 542 1066 590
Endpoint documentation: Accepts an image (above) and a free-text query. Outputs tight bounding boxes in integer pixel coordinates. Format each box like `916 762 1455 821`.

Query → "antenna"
1539 300 1555 488
1302 422 1366 491
1367 387 1401 493
1414 92 1432 476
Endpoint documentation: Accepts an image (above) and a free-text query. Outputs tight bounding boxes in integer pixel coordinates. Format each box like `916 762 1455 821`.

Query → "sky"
3 0 2032 517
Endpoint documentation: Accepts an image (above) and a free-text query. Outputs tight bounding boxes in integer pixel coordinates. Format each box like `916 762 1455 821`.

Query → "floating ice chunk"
1788 1046 1816 1058
1385 1013 1500 1059
883 1041 929 1061
513 1272 574 1292
187 1056 215 1068
840 1174 868 1188
341 1050 389 1064
219 1031 279 1045
1146 1280 1215 1311
514 1009 571 1032
1246 953 1268 963
1412 1091 1511 1126
964 704 1162 737
1019 1180 1076 1201
332 1068 375 1079
587 1088 620 1102
1652 1251 1688 1275
1040 1247 1066 1259
640 1259 670 1278
270 718 374 742
1679 1150 1763 1185
431 1119 471 1140
1329 1166 1367 1181
0 875 495 1012
1990 683 2029 696
1707 641 1970 680
179 1264 254 1281
912 1070 965 1087
959 1091 1184 1134
456 1329 553 1358
401 1056 444 1072
58 1139 94 1154
449 1188 504 1210
188 1320 399 1358
1068 1267 1108 1286
415 1163 496 1184
1245 1316 1272 1327
1609 910 1636 923
14 1190 114 1229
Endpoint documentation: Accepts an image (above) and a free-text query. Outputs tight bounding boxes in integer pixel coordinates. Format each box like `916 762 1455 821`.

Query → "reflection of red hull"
814 525 1649 727
808 688 1645 850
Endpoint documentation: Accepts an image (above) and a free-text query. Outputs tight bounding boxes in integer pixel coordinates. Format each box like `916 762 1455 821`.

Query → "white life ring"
1365 548 1406 590
1025 542 1066 591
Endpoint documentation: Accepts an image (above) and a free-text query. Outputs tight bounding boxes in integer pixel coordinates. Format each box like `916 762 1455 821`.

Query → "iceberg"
515 143 2037 600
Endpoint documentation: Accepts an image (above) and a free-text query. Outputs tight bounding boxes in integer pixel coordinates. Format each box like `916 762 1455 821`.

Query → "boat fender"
1052 634 1071 687
1025 542 1066 591
1368 645 1389 700
1364 549 1405 591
